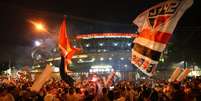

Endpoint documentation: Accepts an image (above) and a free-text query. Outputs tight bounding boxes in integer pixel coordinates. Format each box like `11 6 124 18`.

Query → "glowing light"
189 71 201 77
91 65 112 69
86 43 90 47
90 65 113 73
77 58 95 63
76 33 137 39
100 57 104 61
120 57 124 60
73 45 77 48
113 43 118 46
127 43 131 46
99 43 104 46
109 57 112 60
72 54 88 58
29 20 46 32
35 23 45 31
34 40 42 46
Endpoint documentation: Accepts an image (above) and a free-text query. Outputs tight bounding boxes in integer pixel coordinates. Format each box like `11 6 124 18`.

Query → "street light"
29 20 47 32
35 23 45 31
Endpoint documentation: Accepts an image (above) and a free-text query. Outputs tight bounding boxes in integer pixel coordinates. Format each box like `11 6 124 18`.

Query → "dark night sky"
0 0 201 65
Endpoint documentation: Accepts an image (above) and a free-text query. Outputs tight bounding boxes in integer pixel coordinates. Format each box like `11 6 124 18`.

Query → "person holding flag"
58 16 80 85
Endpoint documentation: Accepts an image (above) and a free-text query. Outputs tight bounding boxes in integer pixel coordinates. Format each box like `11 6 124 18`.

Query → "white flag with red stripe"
132 0 193 76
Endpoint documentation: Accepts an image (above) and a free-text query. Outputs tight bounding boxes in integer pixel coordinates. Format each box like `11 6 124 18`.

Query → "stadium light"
35 23 45 31
29 20 47 32
34 40 42 46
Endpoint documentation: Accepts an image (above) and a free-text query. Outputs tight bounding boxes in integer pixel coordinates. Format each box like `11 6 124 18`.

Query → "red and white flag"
131 0 193 76
176 68 190 82
169 67 181 82
30 64 53 92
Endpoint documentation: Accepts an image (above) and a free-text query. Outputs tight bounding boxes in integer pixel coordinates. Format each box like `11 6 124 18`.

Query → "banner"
30 64 53 92
131 0 193 76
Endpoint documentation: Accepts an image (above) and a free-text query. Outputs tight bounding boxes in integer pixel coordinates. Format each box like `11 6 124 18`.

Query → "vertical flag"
131 0 193 76
58 16 79 73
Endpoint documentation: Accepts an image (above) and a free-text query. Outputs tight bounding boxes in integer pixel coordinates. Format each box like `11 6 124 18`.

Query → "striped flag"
176 68 190 82
168 67 181 82
132 0 193 76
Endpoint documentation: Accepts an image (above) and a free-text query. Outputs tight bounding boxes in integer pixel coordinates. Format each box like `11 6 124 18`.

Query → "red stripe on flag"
138 29 172 44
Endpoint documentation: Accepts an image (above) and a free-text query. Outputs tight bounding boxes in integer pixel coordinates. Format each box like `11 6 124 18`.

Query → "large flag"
58 16 79 73
131 0 193 76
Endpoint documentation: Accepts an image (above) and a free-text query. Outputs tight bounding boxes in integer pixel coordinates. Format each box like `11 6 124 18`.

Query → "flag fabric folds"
169 67 182 82
58 16 78 73
176 68 190 82
31 65 53 92
58 16 78 85
131 0 193 76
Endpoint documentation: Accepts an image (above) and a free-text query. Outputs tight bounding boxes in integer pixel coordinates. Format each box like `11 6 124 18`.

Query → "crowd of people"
0 74 201 101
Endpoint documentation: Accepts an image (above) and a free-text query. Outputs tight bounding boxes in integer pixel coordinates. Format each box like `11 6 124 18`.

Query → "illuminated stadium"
71 33 136 73
31 32 138 79
30 18 155 79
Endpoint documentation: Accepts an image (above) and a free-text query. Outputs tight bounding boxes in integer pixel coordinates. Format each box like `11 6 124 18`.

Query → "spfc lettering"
149 1 180 17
